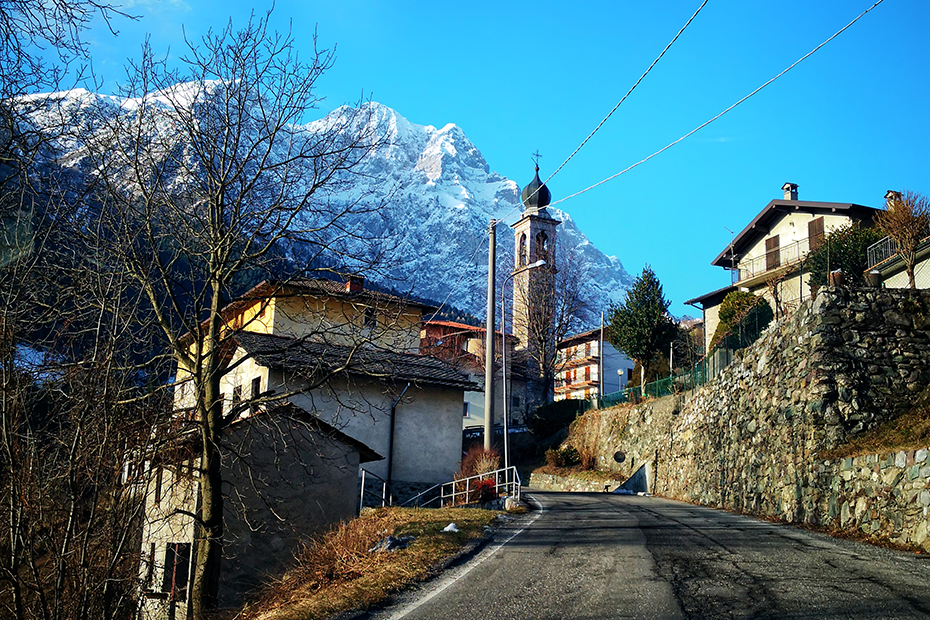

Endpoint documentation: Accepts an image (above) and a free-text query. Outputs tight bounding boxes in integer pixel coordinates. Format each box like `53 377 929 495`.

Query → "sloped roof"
255 402 383 463
712 199 879 268
234 331 479 390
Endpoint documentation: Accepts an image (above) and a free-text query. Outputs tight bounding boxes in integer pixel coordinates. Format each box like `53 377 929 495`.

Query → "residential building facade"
554 329 634 401
687 183 879 355
137 277 475 619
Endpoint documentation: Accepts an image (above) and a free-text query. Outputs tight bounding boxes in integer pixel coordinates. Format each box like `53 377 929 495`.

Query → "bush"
544 445 581 468
459 445 500 477
710 291 773 350
805 224 884 289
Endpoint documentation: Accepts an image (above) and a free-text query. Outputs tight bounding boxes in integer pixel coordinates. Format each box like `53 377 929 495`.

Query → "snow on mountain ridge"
318 101 634 324
22 88 633 326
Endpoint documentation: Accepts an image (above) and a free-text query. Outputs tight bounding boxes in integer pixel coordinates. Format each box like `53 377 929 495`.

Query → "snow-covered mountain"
308 102 634 324
22 88 633 326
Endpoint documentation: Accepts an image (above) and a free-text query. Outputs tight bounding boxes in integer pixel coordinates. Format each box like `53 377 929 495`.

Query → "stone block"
896 451 908 468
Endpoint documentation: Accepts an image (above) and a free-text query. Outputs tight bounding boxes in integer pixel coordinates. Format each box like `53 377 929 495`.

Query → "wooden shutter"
808 217 825 252
765 235 780 271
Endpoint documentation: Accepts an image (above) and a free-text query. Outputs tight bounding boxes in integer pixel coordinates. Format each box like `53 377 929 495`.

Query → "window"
765 236 780 271
511 395 521 409
519 233 527 266
161 542 191 601
144 542 156 588
154 468 163 504
364 307 377 331
808 217 825 252
463 402 469 417
250 377 261 414
231 385 242 416
535 231 549 260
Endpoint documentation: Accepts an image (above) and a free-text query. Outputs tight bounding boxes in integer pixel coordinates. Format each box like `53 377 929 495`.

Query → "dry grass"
532 463 625 483
239 507 500 620
821 388 930 460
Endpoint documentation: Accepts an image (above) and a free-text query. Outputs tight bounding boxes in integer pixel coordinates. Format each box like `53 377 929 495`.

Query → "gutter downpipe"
387 382 411 492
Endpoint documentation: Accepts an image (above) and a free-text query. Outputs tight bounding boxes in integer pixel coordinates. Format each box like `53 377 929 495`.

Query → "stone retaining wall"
562 287 930 549
528 472 625 493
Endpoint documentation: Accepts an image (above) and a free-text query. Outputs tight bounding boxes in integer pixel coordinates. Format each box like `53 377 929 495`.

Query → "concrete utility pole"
484 220 497 450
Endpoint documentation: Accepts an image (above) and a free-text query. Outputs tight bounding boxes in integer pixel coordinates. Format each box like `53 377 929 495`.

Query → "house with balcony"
864 191 930 290
686 183 879 356
554 329 633 401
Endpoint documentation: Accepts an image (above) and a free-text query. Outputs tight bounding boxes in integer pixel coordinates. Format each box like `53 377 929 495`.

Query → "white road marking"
386 495 545 620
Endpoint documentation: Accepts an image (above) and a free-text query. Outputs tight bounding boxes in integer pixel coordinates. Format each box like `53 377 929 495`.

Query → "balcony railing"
866 236 897 269
733 236 811 284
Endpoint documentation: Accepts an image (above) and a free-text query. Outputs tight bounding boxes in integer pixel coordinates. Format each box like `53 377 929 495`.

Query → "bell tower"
511 165 560 356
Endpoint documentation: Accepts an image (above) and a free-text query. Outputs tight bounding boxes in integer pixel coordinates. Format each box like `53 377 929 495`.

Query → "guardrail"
358 468 394 512
400 466 521 508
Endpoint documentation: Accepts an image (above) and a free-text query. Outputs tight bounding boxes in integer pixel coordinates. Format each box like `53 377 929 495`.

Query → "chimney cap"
782 182 799 200
345 275 365 293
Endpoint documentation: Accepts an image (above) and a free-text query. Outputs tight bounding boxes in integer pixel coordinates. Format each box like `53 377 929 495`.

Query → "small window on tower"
519 233 527 266
535 232 549 260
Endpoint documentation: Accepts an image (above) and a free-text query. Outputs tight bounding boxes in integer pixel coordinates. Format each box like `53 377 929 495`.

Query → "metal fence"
399 466 521 508
866 236 897 270
593 310 768 410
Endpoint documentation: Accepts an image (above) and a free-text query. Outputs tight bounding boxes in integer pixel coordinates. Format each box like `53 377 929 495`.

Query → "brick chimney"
345 275 364 293
782 182 798 201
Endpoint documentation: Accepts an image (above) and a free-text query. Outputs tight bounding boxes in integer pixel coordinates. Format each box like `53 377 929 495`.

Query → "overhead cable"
550 0 886 207
541 0 709 191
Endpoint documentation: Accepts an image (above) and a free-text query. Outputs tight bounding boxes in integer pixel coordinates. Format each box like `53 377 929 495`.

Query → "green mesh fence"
593 312 766 410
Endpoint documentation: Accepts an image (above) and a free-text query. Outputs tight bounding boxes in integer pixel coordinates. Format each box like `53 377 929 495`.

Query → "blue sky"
81 0 929 317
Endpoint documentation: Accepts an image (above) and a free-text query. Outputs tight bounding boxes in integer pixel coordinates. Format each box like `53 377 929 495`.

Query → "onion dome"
521 166 551 211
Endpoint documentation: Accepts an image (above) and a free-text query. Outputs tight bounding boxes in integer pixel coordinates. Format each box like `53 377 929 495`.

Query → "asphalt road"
362 490 930 620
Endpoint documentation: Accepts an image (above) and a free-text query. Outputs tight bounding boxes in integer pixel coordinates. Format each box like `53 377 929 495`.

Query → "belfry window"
535 232 549 260
519 233 527 266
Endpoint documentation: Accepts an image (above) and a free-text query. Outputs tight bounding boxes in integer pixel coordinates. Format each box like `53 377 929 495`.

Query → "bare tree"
876 190 930 290
56 13 391 618
510 249 589 408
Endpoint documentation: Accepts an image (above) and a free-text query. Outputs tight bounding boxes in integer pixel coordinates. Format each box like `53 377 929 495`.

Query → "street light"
501 259 546 471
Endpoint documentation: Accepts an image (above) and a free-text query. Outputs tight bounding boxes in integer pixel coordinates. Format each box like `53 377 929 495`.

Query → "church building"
511 165 560 409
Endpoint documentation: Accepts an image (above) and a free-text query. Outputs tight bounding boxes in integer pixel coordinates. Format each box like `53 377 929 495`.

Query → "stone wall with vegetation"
563 287 930 549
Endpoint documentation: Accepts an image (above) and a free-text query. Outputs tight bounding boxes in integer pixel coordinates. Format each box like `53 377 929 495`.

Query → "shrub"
459 445 500 477
710 291 773 350
544 445 581 468
471 478 497 503
805 224 884 289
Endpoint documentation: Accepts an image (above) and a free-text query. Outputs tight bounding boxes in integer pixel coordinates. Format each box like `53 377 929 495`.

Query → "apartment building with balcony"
554 329 633 401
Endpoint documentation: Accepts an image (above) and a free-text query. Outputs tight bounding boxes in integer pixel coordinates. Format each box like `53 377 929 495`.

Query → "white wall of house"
879 245 930 290
279 371 463 485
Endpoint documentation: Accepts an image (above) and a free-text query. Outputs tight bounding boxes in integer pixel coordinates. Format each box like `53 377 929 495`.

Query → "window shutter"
808 217 825 252
765 235 780 271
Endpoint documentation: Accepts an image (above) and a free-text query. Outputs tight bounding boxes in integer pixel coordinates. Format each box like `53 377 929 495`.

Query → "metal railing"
734 236 811 283
400 466 521 508
866 236 897 269
358 468 394 512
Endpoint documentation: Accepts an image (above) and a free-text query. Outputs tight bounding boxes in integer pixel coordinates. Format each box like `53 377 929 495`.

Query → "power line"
540 0 709 191
551 0 886 207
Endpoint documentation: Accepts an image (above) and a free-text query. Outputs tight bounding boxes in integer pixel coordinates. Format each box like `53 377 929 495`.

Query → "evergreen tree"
606 266 678 385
